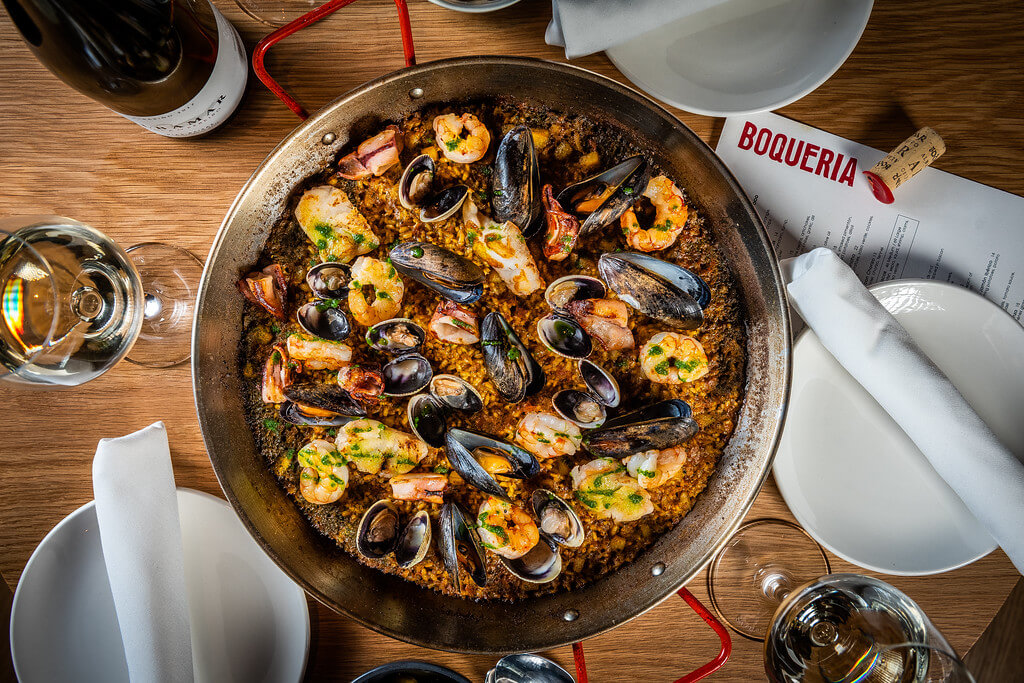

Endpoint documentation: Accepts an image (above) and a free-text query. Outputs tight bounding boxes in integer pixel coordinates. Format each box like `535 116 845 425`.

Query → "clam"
282 383 367 417
407 392 447 448
395 510 432 568
279 401 353 427
582 399 699 458
579 359 620 408
421 185 471 223
557 156 652 236
552 360 619 429
296 301 351 341
480 311 543 403
536 314 592 360
429 374 483 414
398 154 471 223
306 262 351 300
439 501 488 592
501 533 562 584
544 275 606 313
531 489 585 548
366 317 425 354
356 500 401 559
492 125 542 237
598 252 711 330
382 353 432 397
389 241 485 304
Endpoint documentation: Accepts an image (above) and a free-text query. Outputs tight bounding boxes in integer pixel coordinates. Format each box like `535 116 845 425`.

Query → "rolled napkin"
545 0 730 59
784 248 1024 574
93 422 195 682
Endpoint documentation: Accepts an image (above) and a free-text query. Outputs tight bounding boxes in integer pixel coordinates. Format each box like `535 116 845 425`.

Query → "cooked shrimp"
514 412 582 459
347 256 404 327
570 458 654 523
389 472 449 504
476 496 540 559
335 418 428 475
237 263 288 320
286 332 352 371
541 184 580 261
565 298 634 351
295 185 380 263
620 175 689 252
429 299 479 344
297 439 349 505
641 332 709 384
262 343 296 403
433 113 490 163
335 125 403 180
337 364 384 404
464 199 543 297
623 443 696 488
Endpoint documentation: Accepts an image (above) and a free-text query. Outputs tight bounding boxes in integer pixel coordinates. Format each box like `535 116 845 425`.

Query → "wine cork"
863 127 946 204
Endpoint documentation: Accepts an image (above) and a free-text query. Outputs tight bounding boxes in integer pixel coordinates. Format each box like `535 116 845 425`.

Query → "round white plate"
606 0 873 117
427 0 521 13
11 488 310 683
774 280 1024 575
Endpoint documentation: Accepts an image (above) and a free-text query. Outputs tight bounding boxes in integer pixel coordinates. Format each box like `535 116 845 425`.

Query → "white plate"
774 280 1024 575
427 0 521 13
606 0 873 117
11 488 310 683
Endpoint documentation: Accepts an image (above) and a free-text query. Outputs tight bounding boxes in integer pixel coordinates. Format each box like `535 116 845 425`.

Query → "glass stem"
757 565 793 604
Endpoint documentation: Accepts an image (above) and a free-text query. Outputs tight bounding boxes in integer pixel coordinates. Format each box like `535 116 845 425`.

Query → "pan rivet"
563 609 578 622
651 562 665 576
409 87 424 100
321 132 336 145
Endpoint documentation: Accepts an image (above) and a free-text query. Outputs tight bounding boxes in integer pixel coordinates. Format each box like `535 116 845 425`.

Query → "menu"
715 112 1024 322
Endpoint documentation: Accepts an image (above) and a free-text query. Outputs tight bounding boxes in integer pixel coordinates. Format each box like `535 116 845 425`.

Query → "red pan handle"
252 0 416 120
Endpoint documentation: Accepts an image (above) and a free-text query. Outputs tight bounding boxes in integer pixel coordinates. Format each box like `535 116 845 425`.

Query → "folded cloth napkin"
545 0 730 59
784 248 1024 575
93 422 195 682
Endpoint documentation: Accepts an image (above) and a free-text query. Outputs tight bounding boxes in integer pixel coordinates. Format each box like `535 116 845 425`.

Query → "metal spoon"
491 653 575 683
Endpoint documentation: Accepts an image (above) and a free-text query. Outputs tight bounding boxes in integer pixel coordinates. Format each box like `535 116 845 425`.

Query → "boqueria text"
737 121 859 187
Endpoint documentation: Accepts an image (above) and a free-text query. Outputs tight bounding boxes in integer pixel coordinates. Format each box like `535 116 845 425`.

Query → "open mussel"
382 353 432 397
583 399 699 458
296 301 351 341
398 154 471 223
531 489 585 548
407 392 447 448
544 275 606 313
444 429 539 501
390 241 485 304
283 383 367 417
429 374 483 414
552 360 620 429
366 317 425 354
439 501 488 592
481 311 543 403
356 501 431 569
279 401 353 427
598 252 711 331
537 314 592 360
501 533 562 584
492 125 542 237
306 262 351 300
557 156 652 236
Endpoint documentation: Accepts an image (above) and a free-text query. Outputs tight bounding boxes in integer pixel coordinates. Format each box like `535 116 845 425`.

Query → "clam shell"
366 317 426 355
544 275 607 312
296 301 351 341
407 393 447 448
395 510 432 568
429 374 483 414
531 489 585 548
382 353 433 397
306 262 351 300
500 533 561 584
536 314 592 360
356 500 400 559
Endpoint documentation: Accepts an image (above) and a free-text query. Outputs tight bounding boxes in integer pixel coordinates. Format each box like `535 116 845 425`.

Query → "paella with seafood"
238 100 746 601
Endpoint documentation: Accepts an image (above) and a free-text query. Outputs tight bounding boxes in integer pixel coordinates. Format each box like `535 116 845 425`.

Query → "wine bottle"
1 0 248 138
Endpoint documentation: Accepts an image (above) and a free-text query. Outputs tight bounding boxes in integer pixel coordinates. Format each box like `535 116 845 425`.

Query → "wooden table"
1 0 1021 680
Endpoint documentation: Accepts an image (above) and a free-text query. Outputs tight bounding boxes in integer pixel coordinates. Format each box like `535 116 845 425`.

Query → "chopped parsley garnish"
263 418 280 432
411 246 424 258
627 493 644 505
622 186 634 195
638 469 656 478
647 344 664 356
481 340 501 346
433 465 450 475
315 298 341 311
654 360 670 376
506 347 521 361
270 323 281 334
326 427 338 437
351 233 365 245
315 238 328 250
445 139 459 151
493 190 504 197
312 222 334 238
376 290 391 300
480 522 509 544
481 166 492 176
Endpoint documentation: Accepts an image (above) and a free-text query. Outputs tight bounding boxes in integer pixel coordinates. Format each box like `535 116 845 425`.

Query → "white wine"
2 0 248 137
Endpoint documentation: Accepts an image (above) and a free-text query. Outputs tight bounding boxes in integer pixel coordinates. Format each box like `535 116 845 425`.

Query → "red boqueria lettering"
737 121 858 187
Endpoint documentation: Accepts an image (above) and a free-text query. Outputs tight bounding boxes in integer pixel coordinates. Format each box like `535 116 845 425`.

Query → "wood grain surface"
1 0 1022 681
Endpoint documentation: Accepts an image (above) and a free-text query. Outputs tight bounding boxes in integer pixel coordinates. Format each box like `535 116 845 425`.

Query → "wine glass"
0 216 203 386
706 519 974 682
234 0 326 27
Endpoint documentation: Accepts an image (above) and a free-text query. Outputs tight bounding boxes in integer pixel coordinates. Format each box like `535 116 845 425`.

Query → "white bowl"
606 0 873 117
427 0 522 13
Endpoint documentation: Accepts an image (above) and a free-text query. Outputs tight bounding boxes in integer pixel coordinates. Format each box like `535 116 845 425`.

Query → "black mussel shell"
390 241 485 304
480 311 535 403
306 262 351 300
421 185 470 223
531 489 586 548
356 500 400 560
279 401 354 427
366 317 426 354
398 154 435 211
395 510 432 568
296 301 351 341
492 125 542 237
598 252 710 330
283 383 367 417
579 359 620 408
537 314 592 360
444 431 510 500
583 413 699 458
500 533 562 584
448 428 540 480
408 393 447 449
429 374 483 414
602 399 693 428
557 156 652 236
551 389 606 429
382 353 432 397
544 275 607 313
439 501 488 592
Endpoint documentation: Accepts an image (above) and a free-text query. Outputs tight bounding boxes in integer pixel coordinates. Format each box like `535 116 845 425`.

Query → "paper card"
715 112 1024 322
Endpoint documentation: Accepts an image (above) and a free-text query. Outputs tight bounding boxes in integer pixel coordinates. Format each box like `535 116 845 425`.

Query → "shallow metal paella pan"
192 56 791 654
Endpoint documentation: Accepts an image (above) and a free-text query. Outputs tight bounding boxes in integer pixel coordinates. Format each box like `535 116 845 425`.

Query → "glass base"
124 243 204 368
235 0 326 27
707 518 831 640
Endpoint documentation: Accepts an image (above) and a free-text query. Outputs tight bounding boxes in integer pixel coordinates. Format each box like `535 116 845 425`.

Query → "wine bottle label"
121 6 248 138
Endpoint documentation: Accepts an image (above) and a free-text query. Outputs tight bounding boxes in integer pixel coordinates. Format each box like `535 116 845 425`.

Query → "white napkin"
93 422 195 682
545 0 730 59
784 248 1024 575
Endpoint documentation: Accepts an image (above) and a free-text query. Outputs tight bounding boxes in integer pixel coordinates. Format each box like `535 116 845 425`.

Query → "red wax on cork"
863 127 945 204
